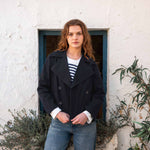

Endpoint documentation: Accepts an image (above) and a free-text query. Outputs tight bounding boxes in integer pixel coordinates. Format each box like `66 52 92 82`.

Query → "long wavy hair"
57 19 95 60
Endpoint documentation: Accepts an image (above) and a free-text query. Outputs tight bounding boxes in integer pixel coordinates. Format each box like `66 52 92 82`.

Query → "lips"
72 42 79 44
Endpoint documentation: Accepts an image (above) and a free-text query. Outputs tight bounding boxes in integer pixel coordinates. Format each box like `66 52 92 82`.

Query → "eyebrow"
68 31 82 33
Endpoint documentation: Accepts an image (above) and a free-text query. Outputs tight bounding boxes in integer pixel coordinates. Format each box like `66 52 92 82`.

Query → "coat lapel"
71 56 94 88
51 51 72 87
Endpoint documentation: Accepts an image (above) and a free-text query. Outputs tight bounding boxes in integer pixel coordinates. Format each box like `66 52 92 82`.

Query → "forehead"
68 25 82 32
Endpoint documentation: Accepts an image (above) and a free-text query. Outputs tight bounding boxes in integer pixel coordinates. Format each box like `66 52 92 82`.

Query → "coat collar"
51 50 94 88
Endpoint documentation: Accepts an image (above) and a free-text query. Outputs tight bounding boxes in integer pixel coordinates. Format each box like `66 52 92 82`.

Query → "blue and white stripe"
68 64 78 81
67 56 81 82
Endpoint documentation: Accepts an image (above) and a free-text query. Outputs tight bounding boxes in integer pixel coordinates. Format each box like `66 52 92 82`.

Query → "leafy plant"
0 109 51 150
132 121 150 143
113 57 150 150
96 118 118 146
113 57 150 110
109 97 134 128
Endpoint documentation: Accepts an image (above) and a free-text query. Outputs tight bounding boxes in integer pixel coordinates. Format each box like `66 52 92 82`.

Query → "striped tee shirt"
67 56 81 82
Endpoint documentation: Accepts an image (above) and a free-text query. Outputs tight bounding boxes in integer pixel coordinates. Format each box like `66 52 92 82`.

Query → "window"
38 30 107 119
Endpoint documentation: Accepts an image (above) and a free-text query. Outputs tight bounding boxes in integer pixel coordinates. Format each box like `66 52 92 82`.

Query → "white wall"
0 0 39 125
0 0 150 149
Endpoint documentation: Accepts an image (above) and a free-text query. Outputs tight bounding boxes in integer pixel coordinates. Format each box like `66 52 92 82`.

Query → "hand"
56 112 70 123
71 113 88 125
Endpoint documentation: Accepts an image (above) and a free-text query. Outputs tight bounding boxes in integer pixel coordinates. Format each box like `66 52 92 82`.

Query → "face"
67 25 84 50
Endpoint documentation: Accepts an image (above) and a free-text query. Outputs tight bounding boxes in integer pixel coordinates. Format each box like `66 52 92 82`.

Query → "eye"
77 32 82 36
68 33 73 36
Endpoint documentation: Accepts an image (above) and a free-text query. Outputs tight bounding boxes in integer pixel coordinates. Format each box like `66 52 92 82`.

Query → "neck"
67 47 82 60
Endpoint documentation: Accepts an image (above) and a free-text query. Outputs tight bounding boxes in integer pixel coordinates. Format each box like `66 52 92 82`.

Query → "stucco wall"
0 0 39 125
0 0 150 149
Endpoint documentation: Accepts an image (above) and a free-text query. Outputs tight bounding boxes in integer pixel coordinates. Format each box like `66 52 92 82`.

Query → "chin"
72 45 82 49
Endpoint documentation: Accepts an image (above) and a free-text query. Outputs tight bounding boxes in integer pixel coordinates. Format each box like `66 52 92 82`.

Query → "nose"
72 34 78 39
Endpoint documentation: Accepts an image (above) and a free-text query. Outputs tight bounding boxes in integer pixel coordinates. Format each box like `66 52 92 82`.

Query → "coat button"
58 86 62 90
86 90 89 94
58 101 62 105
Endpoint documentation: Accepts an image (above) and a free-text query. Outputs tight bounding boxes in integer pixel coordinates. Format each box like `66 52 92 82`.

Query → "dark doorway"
39 30 107 119
45 35 60 56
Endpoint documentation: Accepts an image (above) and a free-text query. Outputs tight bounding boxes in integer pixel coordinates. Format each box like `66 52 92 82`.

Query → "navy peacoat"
37 50 105 120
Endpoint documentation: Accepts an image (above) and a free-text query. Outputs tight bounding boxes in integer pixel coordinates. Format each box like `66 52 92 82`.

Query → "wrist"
56 111 61 118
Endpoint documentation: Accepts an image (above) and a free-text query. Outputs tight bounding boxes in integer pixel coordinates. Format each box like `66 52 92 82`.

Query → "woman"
37 19 105 150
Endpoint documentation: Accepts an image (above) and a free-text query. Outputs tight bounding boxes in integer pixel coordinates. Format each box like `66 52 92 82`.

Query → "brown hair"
57 19 95 60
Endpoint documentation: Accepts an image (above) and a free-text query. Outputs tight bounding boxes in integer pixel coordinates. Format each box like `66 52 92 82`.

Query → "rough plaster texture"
0 0 39 125
0 0 150 149
117 126 140 150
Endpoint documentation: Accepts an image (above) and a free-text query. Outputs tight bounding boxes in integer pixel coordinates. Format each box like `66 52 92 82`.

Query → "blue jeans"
44 118 96 150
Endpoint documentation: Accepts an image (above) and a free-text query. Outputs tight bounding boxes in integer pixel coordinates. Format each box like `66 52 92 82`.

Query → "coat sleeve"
37 56 57 114
85 63 105 119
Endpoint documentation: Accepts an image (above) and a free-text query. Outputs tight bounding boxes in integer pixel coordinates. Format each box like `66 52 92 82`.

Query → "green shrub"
0 109 51 150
